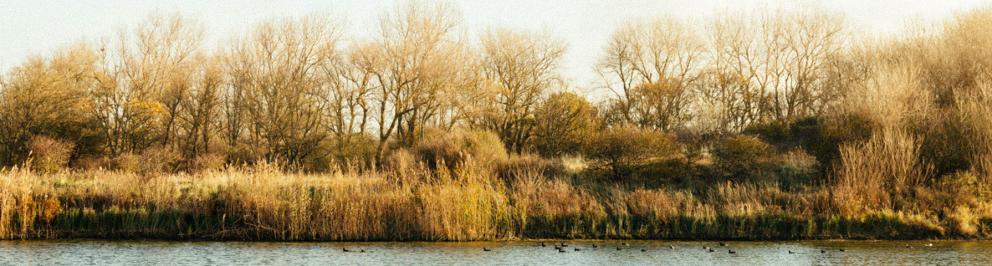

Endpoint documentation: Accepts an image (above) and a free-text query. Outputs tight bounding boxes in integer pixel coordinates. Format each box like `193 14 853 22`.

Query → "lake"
1 240 990 265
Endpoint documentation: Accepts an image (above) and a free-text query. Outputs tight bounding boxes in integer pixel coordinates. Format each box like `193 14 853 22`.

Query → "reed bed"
3 163 986 241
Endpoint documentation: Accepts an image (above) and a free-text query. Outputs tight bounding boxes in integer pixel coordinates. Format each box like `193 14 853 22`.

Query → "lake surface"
1 240 991 265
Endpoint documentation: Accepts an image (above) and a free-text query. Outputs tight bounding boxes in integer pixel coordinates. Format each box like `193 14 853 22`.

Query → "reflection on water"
1 240 991 265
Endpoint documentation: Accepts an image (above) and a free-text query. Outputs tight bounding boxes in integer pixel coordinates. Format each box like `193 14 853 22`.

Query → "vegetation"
4 3 992 240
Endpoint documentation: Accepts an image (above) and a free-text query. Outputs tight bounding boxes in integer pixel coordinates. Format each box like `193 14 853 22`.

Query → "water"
1 240 991 265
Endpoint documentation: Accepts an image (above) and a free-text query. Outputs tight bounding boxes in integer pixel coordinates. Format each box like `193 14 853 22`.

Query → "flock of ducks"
343 242 937 254
478 242 938 254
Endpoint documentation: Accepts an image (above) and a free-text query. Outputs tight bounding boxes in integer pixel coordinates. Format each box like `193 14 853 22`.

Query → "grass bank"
4 165 991 241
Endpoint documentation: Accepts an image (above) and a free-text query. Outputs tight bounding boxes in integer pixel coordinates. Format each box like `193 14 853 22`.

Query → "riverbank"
3 166 991 241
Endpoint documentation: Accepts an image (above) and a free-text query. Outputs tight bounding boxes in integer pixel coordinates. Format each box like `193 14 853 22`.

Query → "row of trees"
4 3 991 181
0 3 578 171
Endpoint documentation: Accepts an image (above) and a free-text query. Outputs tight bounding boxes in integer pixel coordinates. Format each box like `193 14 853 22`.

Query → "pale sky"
2 0 990 92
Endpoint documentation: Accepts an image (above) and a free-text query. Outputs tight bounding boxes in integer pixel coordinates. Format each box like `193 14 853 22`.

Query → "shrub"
793 113 878 169
711 135 774 181
585 126 676 180
190 153 226 173
743 120 791 146
775 149 819 189
532 92 600 157
325 133 378 171
138 146 181 174
112 153 140 173
495 154 551 182
26 136 75 173
413 129 508 172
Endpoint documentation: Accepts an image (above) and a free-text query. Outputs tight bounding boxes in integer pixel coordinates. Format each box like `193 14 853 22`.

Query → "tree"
532 92 599 157
476 29 565 153
597 17 704 130
354 1 472 163
224 15 342 166
0 44 99 165
91 13 203 156
703 11 845 131
176 55 223 160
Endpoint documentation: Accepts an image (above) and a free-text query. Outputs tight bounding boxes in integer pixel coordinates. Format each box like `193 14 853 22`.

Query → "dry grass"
5 161 980 240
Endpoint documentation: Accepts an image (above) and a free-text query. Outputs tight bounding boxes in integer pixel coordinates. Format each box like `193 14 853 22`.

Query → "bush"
138 146 181 174
743 120 791 146
27 136 75 173
775 149 819 189
792 114 878 170
711 135 774 181
532 92 600 157
585 126 676 180
190 153 226 173
495 154 553 181
413 129 508 172
112 153 140 173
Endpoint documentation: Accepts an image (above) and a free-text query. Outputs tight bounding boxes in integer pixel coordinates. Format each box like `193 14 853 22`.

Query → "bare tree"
476 29 565 153
176 54 223 159
91 13 203 156
703 11 844 131
598 17 704 130
223 15 343 166
354 2 469 162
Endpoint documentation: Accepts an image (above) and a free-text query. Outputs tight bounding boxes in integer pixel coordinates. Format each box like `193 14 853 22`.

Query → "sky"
2 0 990 93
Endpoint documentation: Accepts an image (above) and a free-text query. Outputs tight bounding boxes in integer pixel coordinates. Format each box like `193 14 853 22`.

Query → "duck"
561 242 568 247
820 249 826 253
708 247 715 253
617 246 623 251
559 249 566 253
360 249 366 253
342 248 352 252
669 245 675 250
719 242 727 247
592 244 598 248
925 243 934 247
641 248 647 252
839 248 846 252
788 250 795 254
574 247 582 251
540 242 546 247
483 247 492 252
728 249 737 254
